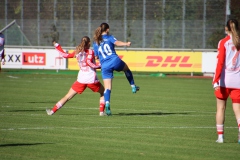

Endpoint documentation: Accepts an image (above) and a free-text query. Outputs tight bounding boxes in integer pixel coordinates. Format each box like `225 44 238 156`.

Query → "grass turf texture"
0 70 239 160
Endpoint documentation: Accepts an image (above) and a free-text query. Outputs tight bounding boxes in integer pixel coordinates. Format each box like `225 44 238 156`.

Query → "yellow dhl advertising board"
68 50 202 72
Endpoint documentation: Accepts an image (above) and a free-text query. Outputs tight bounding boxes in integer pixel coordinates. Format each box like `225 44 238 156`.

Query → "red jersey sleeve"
212 36 229 85
54 43 75 58
85 49 101 69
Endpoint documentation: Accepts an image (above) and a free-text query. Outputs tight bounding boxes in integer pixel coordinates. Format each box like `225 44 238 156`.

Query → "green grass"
0 70 239 160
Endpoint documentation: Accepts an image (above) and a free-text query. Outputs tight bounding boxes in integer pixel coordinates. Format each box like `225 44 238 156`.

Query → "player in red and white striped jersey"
213 19 240 143
46 36 106 116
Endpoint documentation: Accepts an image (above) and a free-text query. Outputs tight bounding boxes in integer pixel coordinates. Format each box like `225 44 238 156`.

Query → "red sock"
99 100 105 112
52 102 62 113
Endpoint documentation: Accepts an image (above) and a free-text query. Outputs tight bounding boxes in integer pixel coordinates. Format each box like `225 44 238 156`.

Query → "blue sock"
104 89 111 104
124 70 135 85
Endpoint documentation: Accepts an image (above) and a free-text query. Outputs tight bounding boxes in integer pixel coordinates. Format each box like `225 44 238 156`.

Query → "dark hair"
226 19 240 50
93 23 109 45
76 36 90 54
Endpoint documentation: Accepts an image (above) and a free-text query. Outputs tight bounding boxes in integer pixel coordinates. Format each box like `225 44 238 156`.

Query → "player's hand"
2 61 5 65
96 65 101 69
52 41 56 46
126 42 131 46
214 86 220 91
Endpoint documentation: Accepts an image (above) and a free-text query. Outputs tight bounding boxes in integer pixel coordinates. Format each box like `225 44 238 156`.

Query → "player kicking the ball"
46 36 106 116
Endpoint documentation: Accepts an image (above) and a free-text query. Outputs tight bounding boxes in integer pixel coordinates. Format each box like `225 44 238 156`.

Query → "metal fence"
0 0 227 49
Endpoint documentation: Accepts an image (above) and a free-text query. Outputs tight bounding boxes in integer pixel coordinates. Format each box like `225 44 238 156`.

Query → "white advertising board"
202 52 217 73
2 48 219 74
2 48 67 69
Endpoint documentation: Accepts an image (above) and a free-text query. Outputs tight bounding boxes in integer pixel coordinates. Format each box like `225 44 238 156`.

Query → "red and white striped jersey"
213 35 240 89
54 43 101 84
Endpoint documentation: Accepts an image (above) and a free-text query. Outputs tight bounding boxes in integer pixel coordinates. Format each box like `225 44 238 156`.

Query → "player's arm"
86 50 101 69
53 41 75 58
114 41 131 47
109 35 131 47
212 39 226 88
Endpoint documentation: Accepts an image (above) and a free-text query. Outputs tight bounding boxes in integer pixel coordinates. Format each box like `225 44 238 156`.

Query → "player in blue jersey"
93 22 139 116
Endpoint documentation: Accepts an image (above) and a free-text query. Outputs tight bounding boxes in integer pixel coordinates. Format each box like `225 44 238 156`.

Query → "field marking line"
0 126 238 131
7 76 19 79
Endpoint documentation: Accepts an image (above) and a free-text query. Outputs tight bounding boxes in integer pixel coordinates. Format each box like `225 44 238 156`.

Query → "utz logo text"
22 53 46 65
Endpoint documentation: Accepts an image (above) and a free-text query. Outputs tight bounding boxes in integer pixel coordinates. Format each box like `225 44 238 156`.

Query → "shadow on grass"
8 110 44 112
116 112 189 116
0 143 53 147
28 101 56 103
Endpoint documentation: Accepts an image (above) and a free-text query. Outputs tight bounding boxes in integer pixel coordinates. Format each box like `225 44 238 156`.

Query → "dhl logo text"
118 55 193 68
145 56 192 67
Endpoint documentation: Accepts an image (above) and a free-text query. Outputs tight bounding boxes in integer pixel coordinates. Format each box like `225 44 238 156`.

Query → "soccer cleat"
105 103 112 116
99 112 107 116
46 109 53 115
132 85 140 93
216 138 224 143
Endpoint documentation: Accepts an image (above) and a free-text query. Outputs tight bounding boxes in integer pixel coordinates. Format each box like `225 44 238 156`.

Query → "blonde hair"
75 36 90 55
226 19 240 51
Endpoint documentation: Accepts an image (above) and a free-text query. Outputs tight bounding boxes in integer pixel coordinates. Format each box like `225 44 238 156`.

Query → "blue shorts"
101 56 126 79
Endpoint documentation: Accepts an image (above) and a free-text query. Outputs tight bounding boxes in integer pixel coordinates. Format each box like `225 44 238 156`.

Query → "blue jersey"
93 34 118 65
93 34 126 79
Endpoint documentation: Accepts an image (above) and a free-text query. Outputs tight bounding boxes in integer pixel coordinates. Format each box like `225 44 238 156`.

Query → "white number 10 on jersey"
98 44 113 59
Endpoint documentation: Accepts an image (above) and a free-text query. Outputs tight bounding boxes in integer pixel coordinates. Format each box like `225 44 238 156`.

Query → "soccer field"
0 70 239 160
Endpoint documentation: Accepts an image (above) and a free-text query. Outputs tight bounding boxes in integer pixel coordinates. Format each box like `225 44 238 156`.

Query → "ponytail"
230 21 240 51
227 19 240 51
93 23 110 45
75 36 90 56
93 27 102 45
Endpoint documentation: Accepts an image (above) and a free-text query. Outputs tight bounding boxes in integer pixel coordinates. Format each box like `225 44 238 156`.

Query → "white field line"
7 75 19 79
0 126 237 131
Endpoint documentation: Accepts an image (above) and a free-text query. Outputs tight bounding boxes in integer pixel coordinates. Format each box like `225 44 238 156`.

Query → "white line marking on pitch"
7 76 19 79
0 126 237 131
